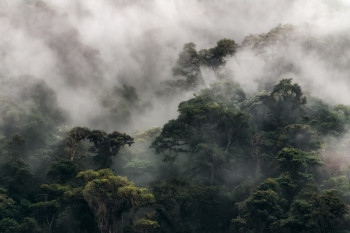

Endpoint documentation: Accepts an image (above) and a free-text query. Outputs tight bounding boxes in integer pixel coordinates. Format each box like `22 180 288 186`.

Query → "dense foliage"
1 29 350 233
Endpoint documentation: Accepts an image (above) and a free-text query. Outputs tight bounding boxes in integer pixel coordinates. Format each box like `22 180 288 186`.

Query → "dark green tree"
78 169 155 233
233 179 284 233
0 218 19 233
244 79 306 130
18 217 41 233
173 42 204 88
152 88 249 184
199 39 238 76
276 148 321 176
47 159 80 184
65 127 134 168
151 178 233 233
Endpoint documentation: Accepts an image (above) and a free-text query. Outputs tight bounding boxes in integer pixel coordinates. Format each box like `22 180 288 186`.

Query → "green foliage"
65 127 134 168
334 104 350 124
233 179 284 233
47 159 80 184
153 84 250 184
304 98 347 136
151 178 234 233
271 78 306 108
242 24 295 54
6 134 25 159
244 79 306 130
135 219 160 232
170 38 238 90
277 148 322 175
78 169 154 233
198 81 246 109
31 199 60 233
2 43 350 233
0 159 35 196
280 191 348 233
199 39 238 72
279 199 315 232
0 78 67 168
18 217 41 233
282 124 320 152
312 190 347 229
173 42 203 88
124 159 153 178
0 189 18 219
0 218 19 233
323 175 350 202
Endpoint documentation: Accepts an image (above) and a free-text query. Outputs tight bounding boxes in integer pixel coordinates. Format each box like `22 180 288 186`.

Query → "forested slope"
1 2 350 232
2 61 350 233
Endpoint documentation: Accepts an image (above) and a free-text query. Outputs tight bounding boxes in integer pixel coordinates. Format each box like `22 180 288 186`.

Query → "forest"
2 1 350 233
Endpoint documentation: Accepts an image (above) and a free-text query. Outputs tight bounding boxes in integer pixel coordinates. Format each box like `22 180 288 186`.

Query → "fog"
3 3 350 231
1 0 350 133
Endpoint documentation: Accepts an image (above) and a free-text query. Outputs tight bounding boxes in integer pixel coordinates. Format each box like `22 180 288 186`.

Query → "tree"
304 98 347 136
172 42 204 88
88 130 134 168
37 174 98 233
198 81 246 110
280 191 348 233
276 148 322 200
233 179 284 233
280 199 314 232
47 159 80 184
282 124 320 152
78 169 155 233
199 38 238 77
65 127 91 161
170 39 238 89
244 79 306 130
0 218 19 233
0 188 18 219
18 217 41 233
271 79 306 108
276 148 322 176
323 175 350 202
241 24 295 57
31 184 70 233
6 134 25 160
65 127 134 168
311 190 347 233
0 159 35 196
152 89 249 184
151 178 234 233
269 78 306 127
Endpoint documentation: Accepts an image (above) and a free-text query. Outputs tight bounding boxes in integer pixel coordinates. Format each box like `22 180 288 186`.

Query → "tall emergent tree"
78 169 155 233
199 38 238 77
65 127 134 168
152 81 250 185
173 42 204 89
171 38 238 89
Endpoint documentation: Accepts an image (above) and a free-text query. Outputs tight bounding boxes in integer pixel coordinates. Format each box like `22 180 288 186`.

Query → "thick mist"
1 0 350 133
3 2 350 232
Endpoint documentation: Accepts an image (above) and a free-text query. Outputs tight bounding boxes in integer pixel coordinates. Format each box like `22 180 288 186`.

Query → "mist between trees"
2 1 350 233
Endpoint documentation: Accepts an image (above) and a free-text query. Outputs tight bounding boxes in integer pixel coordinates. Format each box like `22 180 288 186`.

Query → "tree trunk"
211 164 215 185
256 158 261 177
46 215 55 233
226 134 232 153
212 66 219 79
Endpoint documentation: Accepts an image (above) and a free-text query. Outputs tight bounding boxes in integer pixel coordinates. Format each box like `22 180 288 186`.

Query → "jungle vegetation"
1 25 350 233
